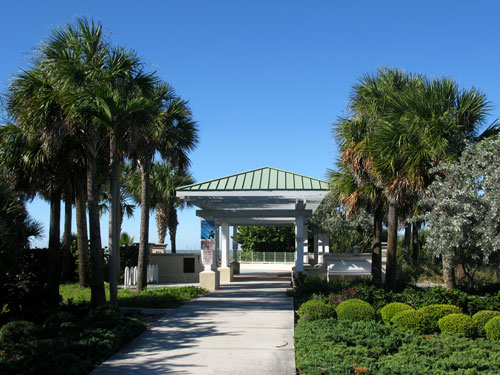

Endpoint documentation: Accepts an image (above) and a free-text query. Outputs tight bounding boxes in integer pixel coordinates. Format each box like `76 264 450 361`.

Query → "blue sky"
1 1 499 249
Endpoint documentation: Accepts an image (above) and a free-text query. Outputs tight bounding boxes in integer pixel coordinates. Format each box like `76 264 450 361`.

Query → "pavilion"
176 166 330 282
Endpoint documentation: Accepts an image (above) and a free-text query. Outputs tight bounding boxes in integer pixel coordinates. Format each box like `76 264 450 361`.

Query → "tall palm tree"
370 76 490 289
130 84 198 292
334 67 421 289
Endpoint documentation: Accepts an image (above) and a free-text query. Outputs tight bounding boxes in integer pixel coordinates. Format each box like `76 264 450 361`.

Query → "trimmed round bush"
0 320 37 345
485 316 500 341
391 309 426 335
472 310 500 337
380 302 414 324
418 304 461 333
336 298 376 322
438 313 475 337
298 299 336 322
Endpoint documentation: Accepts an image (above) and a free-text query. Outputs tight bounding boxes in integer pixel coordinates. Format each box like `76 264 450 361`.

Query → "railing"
124 264 158 287
161 250 295 263
239 251 295 263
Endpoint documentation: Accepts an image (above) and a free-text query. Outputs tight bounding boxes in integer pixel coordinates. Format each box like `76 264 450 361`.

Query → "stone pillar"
218 222 233 283
232 225 240 275
214 224 219 268
295 215 305 273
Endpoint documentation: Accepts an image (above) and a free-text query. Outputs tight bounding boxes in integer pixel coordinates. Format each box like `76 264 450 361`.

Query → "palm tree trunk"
371 203 383 284
156 205 167 244
442 255 456 290
61 183 73 282
137 157 151 292
108 134 120 305
385 199 398 291
403 221 411 263
47 187 61 306
411 221 421 264
87 147 106 306
75 182 89 288
168 207 179 253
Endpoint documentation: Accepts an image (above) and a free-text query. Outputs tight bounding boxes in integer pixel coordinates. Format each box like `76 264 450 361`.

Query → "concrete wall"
150 253 202 283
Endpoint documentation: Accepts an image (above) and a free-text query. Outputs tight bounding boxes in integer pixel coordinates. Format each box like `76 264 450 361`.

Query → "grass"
60 283 209 308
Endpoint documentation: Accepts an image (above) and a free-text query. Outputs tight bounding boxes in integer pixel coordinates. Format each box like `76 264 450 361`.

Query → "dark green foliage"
0 304 145 375
391 309 426 335
298 300 337 322
485 316 500 341
336 298 376 322
237 225 295 252
418 304 462 333
438 313 475 337
380 302 414 324
295 319 500 375
472 310 500 337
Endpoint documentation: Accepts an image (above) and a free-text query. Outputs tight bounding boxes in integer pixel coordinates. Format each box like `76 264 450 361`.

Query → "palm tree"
130 84 198 292
126 162 194 251
370 76 490 289
333 67 421 289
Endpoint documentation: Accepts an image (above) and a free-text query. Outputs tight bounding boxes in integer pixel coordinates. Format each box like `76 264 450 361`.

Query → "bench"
326 260 371 281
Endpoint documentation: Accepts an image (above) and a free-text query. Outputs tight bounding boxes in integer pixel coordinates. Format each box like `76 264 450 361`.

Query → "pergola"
176 167 329 278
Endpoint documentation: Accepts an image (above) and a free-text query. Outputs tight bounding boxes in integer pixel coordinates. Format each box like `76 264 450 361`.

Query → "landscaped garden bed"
291 277 500 374
0 284 209 375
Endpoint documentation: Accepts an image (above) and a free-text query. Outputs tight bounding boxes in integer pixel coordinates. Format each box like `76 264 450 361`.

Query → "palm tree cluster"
331 67 493 290
0 18 198 306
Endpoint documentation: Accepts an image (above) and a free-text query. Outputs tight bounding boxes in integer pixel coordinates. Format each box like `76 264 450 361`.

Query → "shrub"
437 313 475 337
43 311 77 332
295 319 500 374
0 320 37 345
336 299 376 322
472 310 500 336
298 299 336 322
418 304 461 333
485 316 500 341
391 309 426 335
380 302 414 324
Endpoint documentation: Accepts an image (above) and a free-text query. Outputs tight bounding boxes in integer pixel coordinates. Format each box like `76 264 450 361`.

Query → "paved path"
91 274 296 375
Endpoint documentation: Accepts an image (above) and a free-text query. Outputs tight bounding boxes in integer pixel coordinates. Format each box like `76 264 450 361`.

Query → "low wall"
304 253 387 281
150 253 203 283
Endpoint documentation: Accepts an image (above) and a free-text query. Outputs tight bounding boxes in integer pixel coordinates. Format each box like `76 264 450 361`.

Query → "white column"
232 226 238 262
323 233 330 253
303 224 309 253
314 233 319 264
295 215 305 272
221 222 230 267
213 224 219 269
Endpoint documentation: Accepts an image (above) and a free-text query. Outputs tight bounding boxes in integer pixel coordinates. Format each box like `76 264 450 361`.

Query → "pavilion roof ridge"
177 166 329 191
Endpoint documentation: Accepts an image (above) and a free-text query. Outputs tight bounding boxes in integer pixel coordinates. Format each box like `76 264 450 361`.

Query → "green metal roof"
177 167 329 191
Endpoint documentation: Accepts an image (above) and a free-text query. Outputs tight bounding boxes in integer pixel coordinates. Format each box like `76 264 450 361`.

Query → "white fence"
124 264 158 287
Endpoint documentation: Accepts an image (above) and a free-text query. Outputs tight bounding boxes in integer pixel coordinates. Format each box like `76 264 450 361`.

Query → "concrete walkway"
91 274 296 375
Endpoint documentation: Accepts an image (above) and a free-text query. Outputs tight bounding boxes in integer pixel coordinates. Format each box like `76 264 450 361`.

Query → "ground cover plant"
0 305 145 375
60 283 208 308
295 319 500 375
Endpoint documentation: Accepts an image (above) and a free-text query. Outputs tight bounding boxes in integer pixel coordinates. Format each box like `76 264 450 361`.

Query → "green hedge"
472 310 500 337
380 302 414 325
437 313 475 337
418 304 461 333
298 300 336 322
391 309 426 335
485 316 500 341
336 299 376 322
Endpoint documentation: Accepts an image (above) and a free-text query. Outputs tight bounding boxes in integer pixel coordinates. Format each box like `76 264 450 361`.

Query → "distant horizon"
2 1 498 249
